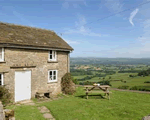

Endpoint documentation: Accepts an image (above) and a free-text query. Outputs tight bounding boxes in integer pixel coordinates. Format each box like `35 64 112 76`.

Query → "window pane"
50 50 52 54
50 75 53 80
50 55 52 59
53 76 56 80
50 71 52 75
53 71 56 75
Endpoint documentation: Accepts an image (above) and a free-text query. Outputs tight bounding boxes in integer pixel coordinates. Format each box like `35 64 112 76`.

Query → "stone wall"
1 48 69 101
0 101 5 120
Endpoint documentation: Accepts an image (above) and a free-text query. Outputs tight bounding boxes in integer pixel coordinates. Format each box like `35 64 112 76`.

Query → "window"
48 70 58 82
0 48 4 62
0 73 3 85
49 50 56 61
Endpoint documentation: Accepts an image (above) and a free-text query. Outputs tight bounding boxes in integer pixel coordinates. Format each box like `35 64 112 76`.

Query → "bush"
98 80 112 86
79 81 94 85
129 75 133 77
130 86 150 92
61 73 76 95
0 86 11 105
72 78 78 84
118 85 129 89
144 81 150 83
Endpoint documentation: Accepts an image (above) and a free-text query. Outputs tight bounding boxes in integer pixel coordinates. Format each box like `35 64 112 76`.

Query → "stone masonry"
1 48 69 101
0 101 5 120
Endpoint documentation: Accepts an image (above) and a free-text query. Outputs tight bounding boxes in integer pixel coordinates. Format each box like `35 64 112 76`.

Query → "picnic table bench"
83 85 112 99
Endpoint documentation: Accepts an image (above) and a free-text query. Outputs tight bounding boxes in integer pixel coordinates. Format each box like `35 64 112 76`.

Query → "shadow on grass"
75 94 106 99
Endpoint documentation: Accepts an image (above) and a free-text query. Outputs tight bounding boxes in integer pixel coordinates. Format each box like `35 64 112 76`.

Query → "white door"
15 71 31 102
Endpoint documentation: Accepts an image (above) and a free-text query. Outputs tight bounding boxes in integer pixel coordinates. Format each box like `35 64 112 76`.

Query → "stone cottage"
0 22 73 102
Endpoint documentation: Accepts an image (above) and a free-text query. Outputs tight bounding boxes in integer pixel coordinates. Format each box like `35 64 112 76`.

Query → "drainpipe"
68 52 70 73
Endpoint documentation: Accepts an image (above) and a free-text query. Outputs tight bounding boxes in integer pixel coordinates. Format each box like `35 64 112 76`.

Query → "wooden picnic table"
83 85 112 99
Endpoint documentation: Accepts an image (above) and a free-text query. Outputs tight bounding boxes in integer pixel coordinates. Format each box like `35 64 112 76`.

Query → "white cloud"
129 8 139 26
64 15 101 37
62 0 87 9
62 37 80 44
102 0 124 13
66 40 80 44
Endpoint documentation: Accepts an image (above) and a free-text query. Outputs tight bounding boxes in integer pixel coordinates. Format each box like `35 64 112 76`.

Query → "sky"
0 0 150 58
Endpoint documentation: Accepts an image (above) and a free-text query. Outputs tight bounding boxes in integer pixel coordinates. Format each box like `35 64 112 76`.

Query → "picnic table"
83 85 112 99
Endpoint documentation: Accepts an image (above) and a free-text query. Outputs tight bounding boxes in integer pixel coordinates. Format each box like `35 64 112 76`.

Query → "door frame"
14 70 32 102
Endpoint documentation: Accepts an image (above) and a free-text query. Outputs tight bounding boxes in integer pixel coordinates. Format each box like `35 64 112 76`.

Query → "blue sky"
0 0 150 58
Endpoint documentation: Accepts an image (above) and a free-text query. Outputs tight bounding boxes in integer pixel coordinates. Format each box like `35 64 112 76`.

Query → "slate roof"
0 22 73 51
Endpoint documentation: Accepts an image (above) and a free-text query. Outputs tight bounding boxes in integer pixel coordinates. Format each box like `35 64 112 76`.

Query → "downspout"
68 52 70 73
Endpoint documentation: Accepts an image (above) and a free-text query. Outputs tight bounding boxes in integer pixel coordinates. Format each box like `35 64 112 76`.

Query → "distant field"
73 73 150 88
73 75 92 79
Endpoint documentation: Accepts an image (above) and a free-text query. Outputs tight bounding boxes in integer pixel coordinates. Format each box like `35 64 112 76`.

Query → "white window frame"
48 50 57 61
0 73 4 86
0 48 4 62
48 70 58 83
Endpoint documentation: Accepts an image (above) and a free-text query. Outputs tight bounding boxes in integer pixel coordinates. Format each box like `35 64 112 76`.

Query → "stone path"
38 106 55 120
14 100 56 120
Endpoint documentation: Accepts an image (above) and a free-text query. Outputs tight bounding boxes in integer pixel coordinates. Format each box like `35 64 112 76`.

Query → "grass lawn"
39 87 150 120
6 105 45 120
6 87 150 120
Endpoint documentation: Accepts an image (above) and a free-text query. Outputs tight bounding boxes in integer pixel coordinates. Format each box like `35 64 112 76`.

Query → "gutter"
0 43 73 52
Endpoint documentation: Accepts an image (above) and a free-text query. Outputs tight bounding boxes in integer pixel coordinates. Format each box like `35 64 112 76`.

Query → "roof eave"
0 43 74 52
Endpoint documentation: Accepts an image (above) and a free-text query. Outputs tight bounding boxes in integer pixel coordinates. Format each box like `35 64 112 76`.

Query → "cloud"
129 8 139 26
64 15 101 37
62 37 80 44
66 40 80 44
62 0 87 9
102 0 124 13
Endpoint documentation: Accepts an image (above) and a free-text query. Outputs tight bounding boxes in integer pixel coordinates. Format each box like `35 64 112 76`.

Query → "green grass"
6 105 45 120
110 74 150 88
73 75 92 79
39 87 150 120
6 87 150 120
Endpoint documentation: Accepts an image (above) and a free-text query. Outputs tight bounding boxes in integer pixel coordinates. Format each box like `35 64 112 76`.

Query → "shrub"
98 80 112 86
72 78 78 84
130 86 150 92
118 85 129 89
129 75 134 77
79 81 94 85
144 81 150 83
0 86 11 105
61 73 76 95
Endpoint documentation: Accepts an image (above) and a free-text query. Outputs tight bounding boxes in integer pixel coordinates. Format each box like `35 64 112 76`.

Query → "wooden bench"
35 89 53 98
